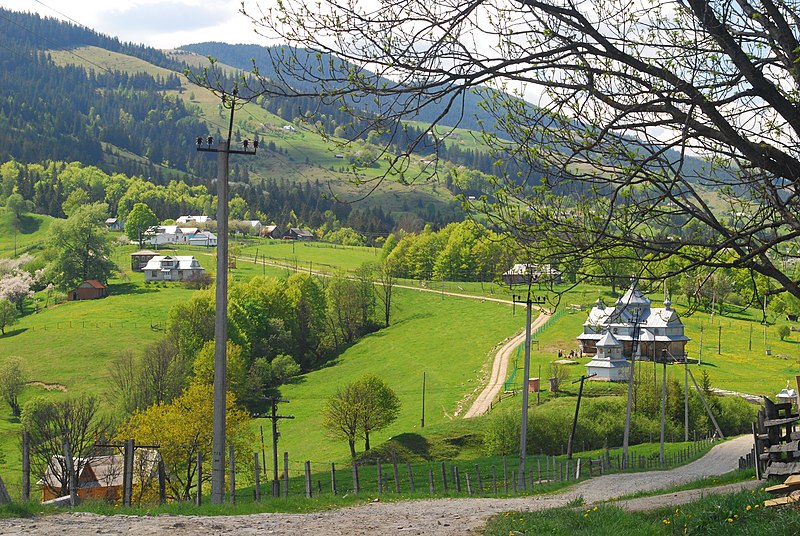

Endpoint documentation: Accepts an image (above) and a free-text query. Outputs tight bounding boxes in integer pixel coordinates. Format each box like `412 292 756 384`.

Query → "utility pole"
195 89 258 504
256 397 294 497
512 286 546 488
660 352 667 464
622 310 641 469
567 373 595 459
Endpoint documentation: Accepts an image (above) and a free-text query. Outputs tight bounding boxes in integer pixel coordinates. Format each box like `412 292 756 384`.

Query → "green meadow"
1 230 798 501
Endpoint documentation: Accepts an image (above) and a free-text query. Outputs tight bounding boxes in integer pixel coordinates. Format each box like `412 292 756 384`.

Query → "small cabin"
67 280 107 301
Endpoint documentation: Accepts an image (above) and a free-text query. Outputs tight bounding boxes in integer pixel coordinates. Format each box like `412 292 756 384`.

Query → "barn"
67 280 108 301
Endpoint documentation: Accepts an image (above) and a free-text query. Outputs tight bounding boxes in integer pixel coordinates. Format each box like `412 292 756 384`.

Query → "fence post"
21 430 30 502
283 452 289 498
331 462 337 495
195 451 203 506
576 458 582 479
158 459 166 504
465 470 472 496
122 439 134 507
391 451 401 493
492 465 497 495
304 461 312 498
503 456 508 493
377 460 383 493
352 462 360 495
428 466 434 495
229 445 236 504
406 462 415 493
474 464 483 493
254 453 261 502
454 466 461 493
440 462 448 493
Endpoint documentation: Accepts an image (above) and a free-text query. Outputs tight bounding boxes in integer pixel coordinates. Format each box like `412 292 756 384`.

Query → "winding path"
0 436 756 535
464 309 552 419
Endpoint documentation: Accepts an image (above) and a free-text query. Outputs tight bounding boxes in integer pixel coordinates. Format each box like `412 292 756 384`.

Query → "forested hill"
0 8 213 182
180 42 493 134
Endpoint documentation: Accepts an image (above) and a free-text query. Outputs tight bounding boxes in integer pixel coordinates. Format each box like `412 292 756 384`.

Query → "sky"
0 0 268 48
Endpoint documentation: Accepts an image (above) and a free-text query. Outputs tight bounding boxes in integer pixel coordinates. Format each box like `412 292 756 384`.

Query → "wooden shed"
67 280 108 301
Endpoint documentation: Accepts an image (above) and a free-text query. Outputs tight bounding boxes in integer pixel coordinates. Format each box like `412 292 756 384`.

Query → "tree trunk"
364 431 371 451
348 440 356 458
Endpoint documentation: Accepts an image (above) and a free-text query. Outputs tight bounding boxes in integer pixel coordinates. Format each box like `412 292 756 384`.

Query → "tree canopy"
125 203 159 247
246 0 800 304
45 202 115 289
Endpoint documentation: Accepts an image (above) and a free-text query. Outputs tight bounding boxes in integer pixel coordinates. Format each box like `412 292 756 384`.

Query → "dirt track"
0 435 756 536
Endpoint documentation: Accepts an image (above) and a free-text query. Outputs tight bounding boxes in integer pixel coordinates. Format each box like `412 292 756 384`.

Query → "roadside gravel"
0 436 756 535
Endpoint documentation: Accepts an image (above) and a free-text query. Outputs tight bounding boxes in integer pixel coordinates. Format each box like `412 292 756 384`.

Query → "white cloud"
0 0 265 48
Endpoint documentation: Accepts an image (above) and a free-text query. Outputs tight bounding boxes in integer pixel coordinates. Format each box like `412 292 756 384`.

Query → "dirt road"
0 436 756 536
463 309 552 419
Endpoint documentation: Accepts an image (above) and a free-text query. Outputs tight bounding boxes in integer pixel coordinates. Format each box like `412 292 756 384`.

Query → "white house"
585 331 631 382
241 220 263 234
188 230 217 247
145 226 197 245
143 256 204 282
176 215 212 224
576 279 690 363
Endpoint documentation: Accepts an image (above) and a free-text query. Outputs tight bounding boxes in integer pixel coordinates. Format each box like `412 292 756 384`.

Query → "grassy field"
0 210 53 258
483 486 799 535
2 234 798 504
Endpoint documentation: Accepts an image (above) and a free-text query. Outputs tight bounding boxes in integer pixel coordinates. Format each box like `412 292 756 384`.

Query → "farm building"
143 255 204 282
104 218 123 231
188 230 217 247
287 227 316 240
502 263 562 285
39 452 159 503
130 250 158 271
67 280 107 301
576 279 690 362
176 215 212 224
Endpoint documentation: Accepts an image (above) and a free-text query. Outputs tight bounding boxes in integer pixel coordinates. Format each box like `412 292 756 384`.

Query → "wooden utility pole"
195 90 258 504
622 310 642 469
512 288 546 488
567 373 595 459
256 397 294 497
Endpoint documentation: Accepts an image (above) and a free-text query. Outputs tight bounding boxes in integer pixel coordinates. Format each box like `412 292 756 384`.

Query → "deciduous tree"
0 299 18 335
45 202 115 289
21 395 110 499
115 384 253 501
243 0 800 304
321 375 400 457
125 202 159 248
0 357 25 417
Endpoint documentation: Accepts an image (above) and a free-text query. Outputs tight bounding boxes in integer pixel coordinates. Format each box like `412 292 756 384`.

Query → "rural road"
0 435 756 536
463 309 552 419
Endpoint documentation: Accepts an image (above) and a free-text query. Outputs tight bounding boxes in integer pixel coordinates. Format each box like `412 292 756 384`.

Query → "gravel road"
0 435 757 535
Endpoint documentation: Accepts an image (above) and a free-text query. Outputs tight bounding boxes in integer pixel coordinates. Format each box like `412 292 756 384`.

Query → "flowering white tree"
0 266 35 312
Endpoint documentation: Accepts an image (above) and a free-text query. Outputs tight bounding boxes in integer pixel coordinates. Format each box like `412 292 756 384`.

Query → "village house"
144 226 196 246
104 218 123 231
130 250 158 271
39 452 158 503
261 224 279 239
142 255 204 282
188 230 217 247
502 263 563 286
176 215 212 224
287 227 316 240
67 280 107 301
241 220 263 235
577 280 690 371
